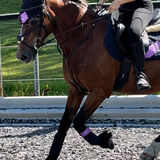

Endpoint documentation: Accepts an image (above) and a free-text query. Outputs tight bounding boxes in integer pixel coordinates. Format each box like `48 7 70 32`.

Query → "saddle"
103 9 160 91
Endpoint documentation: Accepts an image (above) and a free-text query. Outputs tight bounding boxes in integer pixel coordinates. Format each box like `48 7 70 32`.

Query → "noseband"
17 2 55 52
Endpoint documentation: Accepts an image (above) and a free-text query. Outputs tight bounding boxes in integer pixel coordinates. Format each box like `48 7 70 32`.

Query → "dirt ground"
0 120 160 160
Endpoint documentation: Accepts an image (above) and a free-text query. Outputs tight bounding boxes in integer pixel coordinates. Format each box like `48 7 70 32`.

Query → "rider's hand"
108 0 121 13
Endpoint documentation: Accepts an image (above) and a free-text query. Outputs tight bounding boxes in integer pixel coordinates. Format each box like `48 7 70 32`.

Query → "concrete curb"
0 95 160 119
0 108 160 119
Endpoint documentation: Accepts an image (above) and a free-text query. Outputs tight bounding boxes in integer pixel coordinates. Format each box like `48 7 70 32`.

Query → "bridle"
17 0 108 55
17 0 55 52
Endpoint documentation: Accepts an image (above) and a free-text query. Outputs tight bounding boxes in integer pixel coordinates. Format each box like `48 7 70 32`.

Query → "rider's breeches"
128 8 152 46
121 1 153 47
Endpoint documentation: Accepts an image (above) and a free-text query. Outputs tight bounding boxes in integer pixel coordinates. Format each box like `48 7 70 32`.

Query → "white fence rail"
0 95 160 119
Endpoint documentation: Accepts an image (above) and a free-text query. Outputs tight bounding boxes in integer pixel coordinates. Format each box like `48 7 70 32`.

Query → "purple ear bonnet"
20 0 43 24
20 12 29 24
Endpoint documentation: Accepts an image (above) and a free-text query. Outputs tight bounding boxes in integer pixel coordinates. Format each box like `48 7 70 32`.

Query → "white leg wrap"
143 140 160 158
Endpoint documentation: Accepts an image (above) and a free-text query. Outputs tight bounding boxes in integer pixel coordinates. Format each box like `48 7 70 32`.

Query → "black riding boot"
131 42 151 92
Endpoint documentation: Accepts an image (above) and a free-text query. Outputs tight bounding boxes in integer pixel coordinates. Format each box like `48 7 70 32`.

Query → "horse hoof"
140 153 155 160
98 131 114 149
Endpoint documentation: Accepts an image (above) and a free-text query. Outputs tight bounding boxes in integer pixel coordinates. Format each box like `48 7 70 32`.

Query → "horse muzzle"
16 49 36 63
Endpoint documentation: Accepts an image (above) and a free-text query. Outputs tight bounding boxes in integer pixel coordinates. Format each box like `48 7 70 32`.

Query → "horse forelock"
21 0 43 10
20 0 44 20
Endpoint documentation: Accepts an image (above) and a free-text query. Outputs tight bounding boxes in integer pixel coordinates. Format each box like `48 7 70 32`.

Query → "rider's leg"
131 41 151 91
128 7 152 91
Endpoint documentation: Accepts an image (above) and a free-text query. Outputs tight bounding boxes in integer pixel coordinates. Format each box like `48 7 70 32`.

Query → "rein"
57 23 95 59
41 14 107 49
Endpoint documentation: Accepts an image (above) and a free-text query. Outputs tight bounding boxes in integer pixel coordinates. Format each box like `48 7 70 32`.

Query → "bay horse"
16 0 160 159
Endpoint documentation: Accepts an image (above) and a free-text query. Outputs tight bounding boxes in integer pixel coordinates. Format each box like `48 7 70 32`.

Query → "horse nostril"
21 55 28 61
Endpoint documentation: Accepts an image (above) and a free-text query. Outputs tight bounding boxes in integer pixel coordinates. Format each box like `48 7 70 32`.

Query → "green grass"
0 1 69 96
3 81 68 96
0 20 20 46
2 47 63 80
1 46 69 96
0 0 21 14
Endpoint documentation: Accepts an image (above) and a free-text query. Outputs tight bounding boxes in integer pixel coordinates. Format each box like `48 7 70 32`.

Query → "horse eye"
30 20 37 25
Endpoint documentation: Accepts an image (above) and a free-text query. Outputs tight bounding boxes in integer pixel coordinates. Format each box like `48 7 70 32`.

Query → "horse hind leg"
140 135 160 160
73 89 114 149
46 85 86 160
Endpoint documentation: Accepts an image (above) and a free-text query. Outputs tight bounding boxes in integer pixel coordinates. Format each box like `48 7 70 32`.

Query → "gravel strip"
0 120 159 160
1 119 160 126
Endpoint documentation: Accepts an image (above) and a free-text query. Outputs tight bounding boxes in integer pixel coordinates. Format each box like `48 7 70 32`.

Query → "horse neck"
48 0 96 56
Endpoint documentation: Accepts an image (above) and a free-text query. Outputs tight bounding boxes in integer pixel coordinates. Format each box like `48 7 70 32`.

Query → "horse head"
16 0 88 63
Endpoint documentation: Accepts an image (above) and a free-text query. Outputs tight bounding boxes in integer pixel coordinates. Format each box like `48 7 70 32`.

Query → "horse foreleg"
140 135 160 160
73 89 114 149
46 85 85 160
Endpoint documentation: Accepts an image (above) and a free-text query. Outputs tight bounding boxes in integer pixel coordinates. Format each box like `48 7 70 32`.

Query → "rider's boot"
131 42 151 92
